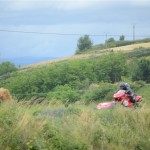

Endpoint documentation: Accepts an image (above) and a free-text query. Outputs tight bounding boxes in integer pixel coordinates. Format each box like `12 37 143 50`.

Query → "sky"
0 0 150 60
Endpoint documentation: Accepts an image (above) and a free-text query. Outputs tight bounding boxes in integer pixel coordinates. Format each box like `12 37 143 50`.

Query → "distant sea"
0 57 58 67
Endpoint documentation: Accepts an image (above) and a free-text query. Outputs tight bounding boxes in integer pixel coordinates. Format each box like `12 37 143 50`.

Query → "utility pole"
133 24 135 41
105 33 107 49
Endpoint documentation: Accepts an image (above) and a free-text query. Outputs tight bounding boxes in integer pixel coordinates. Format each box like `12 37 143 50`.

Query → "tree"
76 35 93 52
106 37 116 48
119 35 125 41
0 61 17 76
131 58 150 83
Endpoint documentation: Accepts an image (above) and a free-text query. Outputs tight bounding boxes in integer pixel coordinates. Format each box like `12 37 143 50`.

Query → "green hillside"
1 51 150 102
0 38 150 101
0 39 150 150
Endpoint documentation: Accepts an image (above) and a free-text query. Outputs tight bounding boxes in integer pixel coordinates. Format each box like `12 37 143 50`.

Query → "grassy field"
0 85 150 150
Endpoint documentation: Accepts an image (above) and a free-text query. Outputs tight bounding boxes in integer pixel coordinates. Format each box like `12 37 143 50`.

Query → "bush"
131 58 150 83
0 62 17 76
106 37 116 48
82 82 116 103
2 53 126 99
130 81 145 92
127 47 150 58
47 85 80 103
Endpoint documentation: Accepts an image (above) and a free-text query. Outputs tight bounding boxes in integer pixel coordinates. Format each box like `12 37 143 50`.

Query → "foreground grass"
0 98 150 150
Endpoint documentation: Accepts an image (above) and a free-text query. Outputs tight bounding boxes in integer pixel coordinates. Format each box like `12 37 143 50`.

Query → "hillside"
1 40 150 101
21 42 150 69
1 40 150 150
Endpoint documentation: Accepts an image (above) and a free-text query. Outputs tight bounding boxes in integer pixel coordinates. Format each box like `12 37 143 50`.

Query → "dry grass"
0 88 12 102
110 42 150 52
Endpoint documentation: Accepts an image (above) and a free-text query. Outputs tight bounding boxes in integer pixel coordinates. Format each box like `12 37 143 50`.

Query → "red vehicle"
97 90 142 109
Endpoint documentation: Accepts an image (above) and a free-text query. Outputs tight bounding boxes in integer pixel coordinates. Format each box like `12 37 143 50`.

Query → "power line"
0 29 103 36
0 29 149 37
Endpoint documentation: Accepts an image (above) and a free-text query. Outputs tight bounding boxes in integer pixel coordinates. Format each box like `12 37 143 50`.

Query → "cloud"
2 0 100 11
2 0 149 12
131 0 150 6
1 0 150 58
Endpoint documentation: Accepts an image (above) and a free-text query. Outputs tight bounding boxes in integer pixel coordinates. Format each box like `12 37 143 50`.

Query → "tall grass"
0 86 150 150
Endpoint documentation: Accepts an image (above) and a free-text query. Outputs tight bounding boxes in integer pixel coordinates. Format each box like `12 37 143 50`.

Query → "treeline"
76 35 150 54
1 53 150 102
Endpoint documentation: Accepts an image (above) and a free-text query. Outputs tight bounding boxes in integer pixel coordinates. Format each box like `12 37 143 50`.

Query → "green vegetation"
1 51 150 102
1 53 127 100
47 84 80 103
106 37 116 48
0 62 17 76
82 82 116 103
85 38 150 53
119 35 125 41
131 58 150 83
127 47 150 58
0 38 150 149
76 35 93 54
0 85 150 150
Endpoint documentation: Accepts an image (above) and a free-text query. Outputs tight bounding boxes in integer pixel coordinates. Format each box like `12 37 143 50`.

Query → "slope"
21 42 150 69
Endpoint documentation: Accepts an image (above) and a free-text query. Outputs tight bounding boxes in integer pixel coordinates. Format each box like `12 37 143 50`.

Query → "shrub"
47 85 80 103
130 81 145 92
0 61 17 76
82 82 116 103
131 58 150 83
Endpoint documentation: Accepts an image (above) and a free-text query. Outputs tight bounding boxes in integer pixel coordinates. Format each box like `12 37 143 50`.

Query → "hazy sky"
0 0 150 58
